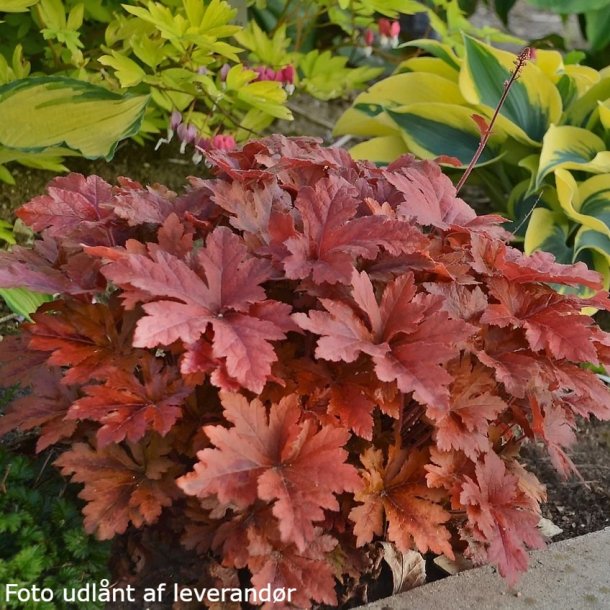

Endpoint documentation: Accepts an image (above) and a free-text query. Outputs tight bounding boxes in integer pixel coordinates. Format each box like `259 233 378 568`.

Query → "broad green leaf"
494 0 518 26
556 169 610 238
348 135 409 166
0 287 53 321
525 0 610 13
536 125 610 188
386 102 504 166
0 77 149 159
459 35 562 144
563 64 600 96
586 7 610 51
0 0 38 12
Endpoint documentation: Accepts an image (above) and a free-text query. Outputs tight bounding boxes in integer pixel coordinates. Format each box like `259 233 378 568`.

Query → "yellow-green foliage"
336 36 610 292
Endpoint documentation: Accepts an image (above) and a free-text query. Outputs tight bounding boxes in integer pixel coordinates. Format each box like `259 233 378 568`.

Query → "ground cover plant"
0 134 609 607
0 442 110 610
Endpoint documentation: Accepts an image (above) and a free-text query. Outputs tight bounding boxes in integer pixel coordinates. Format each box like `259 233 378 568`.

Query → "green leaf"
0 220 16 244
585 7 610 51
556 168 610 238
495 0 518 26
0 0 38 12
524 207 573 264
459 35 562 144
0 287 53 320
563 77 610 126
0 77 149 160
99 52 146 87
536 125 610 188
386 102 504 166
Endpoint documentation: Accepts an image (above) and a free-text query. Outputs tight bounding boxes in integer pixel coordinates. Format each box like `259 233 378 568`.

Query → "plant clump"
0 136 609 607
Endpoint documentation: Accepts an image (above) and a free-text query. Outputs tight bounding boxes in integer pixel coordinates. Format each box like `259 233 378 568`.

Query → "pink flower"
363 28 375 47
378 18 400 48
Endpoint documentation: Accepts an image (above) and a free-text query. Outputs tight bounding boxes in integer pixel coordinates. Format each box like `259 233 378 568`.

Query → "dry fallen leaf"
538 517 563 539
433 553 474 576
380 542 426 594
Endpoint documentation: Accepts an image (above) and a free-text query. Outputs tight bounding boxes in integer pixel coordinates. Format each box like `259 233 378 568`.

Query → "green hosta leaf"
0 0 39 12
0 287 53 320
536 125 610 189
348 134 409 165
525 0 610 13
459 35 561 145
386 102 504 166
556 169 610 238
585 7 610 51
0 77 149 159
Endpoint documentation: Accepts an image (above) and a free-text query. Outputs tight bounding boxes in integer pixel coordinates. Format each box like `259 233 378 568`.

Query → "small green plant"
0 444 111 610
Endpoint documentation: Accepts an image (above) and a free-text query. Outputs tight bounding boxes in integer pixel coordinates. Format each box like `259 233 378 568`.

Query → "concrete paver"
360 527 610 609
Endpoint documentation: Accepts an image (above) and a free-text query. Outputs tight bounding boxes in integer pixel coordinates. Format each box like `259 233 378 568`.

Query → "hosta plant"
335 36 610 292
0 0 519 183
1 136 610 606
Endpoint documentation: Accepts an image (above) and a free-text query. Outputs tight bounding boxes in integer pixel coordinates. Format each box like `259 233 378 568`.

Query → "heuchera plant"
1 136 610 606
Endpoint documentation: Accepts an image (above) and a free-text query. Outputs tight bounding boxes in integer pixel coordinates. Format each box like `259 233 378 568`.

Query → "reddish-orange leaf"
177 392 361 551
67 354 192 446
350 446 453 557
429 357 507 459
460 451 544 585
55 436 180 539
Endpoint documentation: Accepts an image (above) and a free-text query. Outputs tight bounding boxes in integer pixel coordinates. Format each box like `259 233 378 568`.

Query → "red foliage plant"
1 135 610 607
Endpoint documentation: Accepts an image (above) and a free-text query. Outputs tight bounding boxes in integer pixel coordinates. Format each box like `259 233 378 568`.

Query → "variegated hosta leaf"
535 125 610 189
459 35 562 145
0 287 53 321
0 77 149 160
563 77 610 127
333 72 467 139
396 56 459 83
386 102 504 166
505 179 559 240
524 207 610 299
400 39 461 71
599 99 610 131
555 169 610 238
348 135 409 166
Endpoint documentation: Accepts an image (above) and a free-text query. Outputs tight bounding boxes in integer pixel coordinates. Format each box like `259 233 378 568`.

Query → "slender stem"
456 47 534 194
